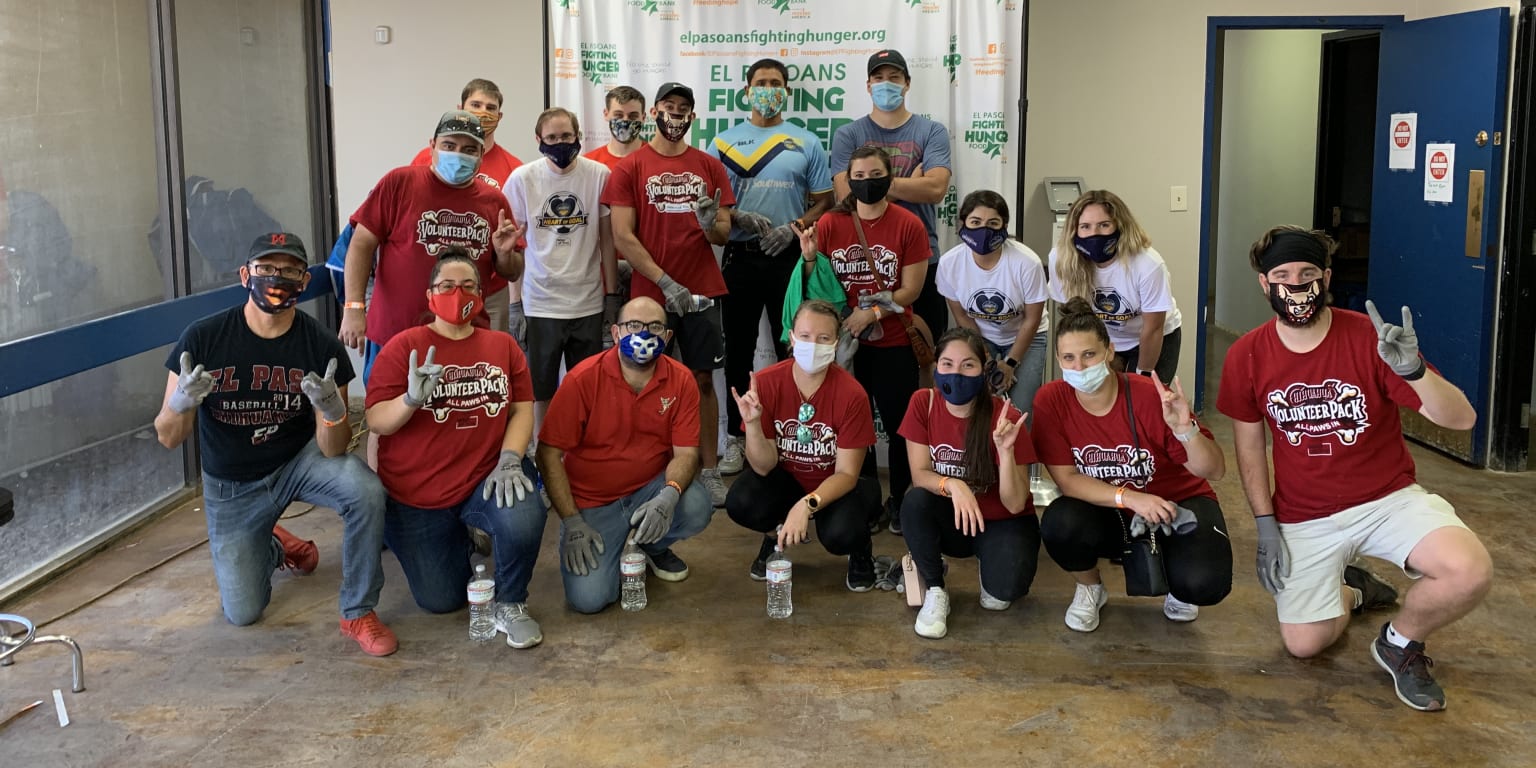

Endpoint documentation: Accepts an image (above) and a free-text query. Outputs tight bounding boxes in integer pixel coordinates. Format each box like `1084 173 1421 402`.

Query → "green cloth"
780 253 848 343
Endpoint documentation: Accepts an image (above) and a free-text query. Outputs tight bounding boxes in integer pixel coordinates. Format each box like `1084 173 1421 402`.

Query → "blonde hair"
1053 190 1152 303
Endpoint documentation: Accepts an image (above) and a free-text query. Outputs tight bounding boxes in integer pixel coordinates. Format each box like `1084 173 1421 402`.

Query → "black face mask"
1267 278 1326 327
849 176 892 205
248 274 304 313
539 140 582 168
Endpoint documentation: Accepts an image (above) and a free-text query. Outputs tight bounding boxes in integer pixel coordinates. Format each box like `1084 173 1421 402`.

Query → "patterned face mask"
748 86 788 118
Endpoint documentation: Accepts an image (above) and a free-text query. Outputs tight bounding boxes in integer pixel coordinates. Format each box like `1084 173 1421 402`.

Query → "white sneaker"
1064 583 1108 632
494 602 543 648
1163 594 1199 622
700 468 728 507
915 587 950 639
718 436 745 475
979 584 1011 611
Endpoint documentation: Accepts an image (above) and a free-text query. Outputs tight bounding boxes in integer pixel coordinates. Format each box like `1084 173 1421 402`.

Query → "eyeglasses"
249 263 307 280
542 132 579 144
618 320 668 335
432 280 481 294
796 402 816 444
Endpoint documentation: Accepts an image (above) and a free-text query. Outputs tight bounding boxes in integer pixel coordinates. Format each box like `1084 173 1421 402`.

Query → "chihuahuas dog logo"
1265 379 1369 446
1072 443 1154 488
659 396 676 415
427 363 508 422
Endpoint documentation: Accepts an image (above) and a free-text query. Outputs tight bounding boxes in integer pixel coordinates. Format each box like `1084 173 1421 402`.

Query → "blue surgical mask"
1073 233 1119 264
934 372 987 406
1062 360 1110 394
871 81 905 112
433 149 481 185
959 224 1008 255
618 331 663 366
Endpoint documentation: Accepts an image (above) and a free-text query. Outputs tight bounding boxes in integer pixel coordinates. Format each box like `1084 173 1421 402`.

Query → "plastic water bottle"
766 545 793 619
467 563 496 642
690 295 715 312
620 537 648 612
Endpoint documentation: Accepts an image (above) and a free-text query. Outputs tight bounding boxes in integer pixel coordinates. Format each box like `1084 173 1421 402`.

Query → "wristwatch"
1003 356 1019 369
1137 369 1153 377
1172 418 1199 443
804 493 821 516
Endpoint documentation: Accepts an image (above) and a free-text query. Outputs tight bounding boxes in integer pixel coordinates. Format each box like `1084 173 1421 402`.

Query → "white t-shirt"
936 240 1050 347
1046 246 1183 351
505 157 611 319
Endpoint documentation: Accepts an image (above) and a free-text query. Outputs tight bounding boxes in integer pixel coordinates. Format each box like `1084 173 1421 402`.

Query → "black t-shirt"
167 306 355 481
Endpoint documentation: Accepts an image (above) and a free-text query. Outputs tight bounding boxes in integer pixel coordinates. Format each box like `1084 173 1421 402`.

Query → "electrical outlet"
1170 186 1188 212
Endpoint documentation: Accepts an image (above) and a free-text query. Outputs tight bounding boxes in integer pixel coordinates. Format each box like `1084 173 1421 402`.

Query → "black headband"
1258 231 1328 273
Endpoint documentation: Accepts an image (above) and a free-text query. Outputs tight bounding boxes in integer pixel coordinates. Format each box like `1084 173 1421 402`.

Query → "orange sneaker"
273 524 318 574
340 611 398 656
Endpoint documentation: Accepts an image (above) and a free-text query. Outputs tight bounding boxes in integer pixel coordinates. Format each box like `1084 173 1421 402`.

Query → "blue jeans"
382 457 547 612
988 333 1048 421
202 441 386 625
561 472 715 614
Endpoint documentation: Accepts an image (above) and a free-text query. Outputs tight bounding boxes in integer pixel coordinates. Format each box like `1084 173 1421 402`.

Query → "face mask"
618 331 663 366
934 372 987 406
433 149 481 185
871 81 905 112
655 113 691 142
1061 360 1110 394
792 339 836 374
247 274 304 313
610 117 644 143
469 110 499 133
959 224 1008 255
748 86 788 118
849 176 892 205
428 287 480 325
1073 233 1119 264
540 140 582 169
1267 278 1326 327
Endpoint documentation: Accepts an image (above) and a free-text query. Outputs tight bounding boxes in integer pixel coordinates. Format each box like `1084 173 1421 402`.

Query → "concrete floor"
4 353 1536 766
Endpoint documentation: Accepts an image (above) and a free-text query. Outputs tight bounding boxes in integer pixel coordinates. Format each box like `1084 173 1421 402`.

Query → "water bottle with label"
620 536 648 612
467 563 496 642
690 295 715 312
766 544 793 619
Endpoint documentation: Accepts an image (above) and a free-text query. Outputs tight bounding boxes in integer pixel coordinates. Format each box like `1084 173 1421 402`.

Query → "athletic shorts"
526 313 604 401
666 303 725 372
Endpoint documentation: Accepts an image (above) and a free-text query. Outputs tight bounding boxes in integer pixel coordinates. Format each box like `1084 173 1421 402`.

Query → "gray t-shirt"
829 114 952 260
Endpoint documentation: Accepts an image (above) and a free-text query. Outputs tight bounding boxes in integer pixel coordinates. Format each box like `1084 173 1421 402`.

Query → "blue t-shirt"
167 306 355 482
829 114 952 260
709 121 833 245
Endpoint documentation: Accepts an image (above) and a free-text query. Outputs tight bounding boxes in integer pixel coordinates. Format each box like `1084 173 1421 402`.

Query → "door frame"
1490 0 1536 471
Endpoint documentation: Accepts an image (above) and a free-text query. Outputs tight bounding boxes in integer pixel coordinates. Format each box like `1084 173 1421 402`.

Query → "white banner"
548 0 1023 252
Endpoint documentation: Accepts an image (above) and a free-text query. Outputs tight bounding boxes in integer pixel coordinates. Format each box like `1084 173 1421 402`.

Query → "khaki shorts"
1274 484 1468 624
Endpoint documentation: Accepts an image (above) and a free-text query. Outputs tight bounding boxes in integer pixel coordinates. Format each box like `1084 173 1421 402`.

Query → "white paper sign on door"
1388 113 1417 170
1424 143 1455 203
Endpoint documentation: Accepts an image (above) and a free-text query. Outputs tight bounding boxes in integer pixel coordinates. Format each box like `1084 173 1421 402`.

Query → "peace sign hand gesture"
730 370 763 426
992 408 1029 454
1151 373 1193 434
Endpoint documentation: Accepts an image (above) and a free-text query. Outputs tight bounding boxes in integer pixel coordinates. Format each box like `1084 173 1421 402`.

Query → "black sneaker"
644 547 690 582
868 503 890 535
846 553 877 592
886 496 903 535
749 536 775 582
1345 564 1399 614
1370 623 1446 712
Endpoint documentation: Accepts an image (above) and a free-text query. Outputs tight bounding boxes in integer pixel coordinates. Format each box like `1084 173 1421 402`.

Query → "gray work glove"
403 345 444 408
1254 515 1291 596
561 513 605 576
734 210 774 238
508 300 528 349
300 358 347 423
857 290 904 314
758 223 797 255
629 484 681 545
168 351 215 414
1129 505 1199 538
1365 300 1426 379
691 189 722 233
483 450 535 508
655 273 696 315
603 293 623 329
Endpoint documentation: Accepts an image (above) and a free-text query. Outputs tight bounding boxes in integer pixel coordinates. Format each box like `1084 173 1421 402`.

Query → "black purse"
1117 375 1170 597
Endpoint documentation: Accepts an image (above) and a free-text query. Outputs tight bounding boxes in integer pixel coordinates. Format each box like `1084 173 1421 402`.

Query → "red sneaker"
273 524 318 575
340 611 398 657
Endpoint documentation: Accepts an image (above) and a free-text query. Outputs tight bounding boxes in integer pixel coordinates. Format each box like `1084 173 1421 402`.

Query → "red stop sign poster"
1423 143 1454 203
1429 151 1449 179
1394 120 1412 148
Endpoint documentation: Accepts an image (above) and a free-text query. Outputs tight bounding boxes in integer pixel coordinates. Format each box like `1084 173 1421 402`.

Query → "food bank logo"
944 35 960 82
966 111 1007 159
580 42 618 86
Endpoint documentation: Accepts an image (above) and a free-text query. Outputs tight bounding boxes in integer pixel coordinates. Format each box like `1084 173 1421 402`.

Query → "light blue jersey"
710 121 833 243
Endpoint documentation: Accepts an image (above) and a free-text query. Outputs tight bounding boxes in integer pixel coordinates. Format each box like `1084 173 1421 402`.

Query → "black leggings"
725 464 877 558
1039 494 1232 606
1115 326 1182 384
853 343 919 507
900 488 1041 600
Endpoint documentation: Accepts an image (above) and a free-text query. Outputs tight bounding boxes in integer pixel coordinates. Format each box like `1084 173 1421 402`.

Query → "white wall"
1213 29 1326 335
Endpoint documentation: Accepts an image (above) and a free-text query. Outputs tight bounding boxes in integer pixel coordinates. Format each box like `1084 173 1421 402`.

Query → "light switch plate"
1170 185 1188 212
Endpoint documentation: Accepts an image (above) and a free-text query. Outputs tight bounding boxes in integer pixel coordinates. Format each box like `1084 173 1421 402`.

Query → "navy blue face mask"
934 372 987 406
959 224 1008 255
1073 233 1119 264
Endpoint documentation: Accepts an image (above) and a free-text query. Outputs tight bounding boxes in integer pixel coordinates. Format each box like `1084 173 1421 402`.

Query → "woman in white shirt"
1047 190 1183 382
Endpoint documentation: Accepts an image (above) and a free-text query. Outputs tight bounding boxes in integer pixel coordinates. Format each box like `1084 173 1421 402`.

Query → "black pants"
725 464 877 558
1039 494 1232 606
853 343 919 509
914 262 948 342
900 488 1040 599
1115 326 1182 383
723 241 794 438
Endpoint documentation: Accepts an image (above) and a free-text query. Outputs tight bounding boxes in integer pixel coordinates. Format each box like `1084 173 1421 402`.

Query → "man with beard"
1217 225 1490 712
536 297 716 613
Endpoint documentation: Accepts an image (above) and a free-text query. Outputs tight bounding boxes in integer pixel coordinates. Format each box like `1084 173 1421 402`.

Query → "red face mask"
428 288 480 325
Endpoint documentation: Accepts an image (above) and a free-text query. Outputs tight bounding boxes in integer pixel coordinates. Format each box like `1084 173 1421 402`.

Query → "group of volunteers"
152 49 1490 714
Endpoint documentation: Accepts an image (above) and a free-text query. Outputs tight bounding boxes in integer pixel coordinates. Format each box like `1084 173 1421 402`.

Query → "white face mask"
792 339 836 374
1061 360 1110 394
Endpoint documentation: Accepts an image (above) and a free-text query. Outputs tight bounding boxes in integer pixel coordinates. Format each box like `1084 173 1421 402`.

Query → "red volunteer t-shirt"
366 325 533 509
898 390 1037 520
748 360 875 494
815 206 932 348
584 144 631 171
538 348 701 509
600 144 735 302
1032 376 1216 505
350 166 508 345
1216 310 1425 524
411 143 522 297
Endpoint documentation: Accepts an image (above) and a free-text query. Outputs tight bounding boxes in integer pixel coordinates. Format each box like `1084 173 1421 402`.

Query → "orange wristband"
343 301 365 310
872 306 883 320
322 415 346 427
938 476 950 497
1114 487 1127 508
666 480 683 494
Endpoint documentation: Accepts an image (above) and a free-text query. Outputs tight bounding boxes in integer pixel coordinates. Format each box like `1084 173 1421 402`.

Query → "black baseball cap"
248 232 309 265
867 49 909 77
434 109 486 147
655 82 695 108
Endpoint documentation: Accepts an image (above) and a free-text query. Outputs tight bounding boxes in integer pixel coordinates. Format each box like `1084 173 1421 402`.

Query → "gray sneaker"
700 468 728 508
494 602 542 649
718 436 745 475
1371 623 1445 711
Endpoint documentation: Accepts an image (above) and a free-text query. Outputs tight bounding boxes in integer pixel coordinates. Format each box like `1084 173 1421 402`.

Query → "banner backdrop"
549 0 1023 254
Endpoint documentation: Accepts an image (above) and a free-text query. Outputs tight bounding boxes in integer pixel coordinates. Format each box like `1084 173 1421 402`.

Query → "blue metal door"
1369 8 1510 463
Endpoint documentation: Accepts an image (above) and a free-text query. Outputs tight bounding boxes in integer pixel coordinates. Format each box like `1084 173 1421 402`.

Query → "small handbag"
850 211 935 367
1116 374 1170 596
